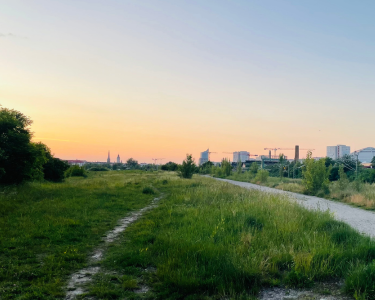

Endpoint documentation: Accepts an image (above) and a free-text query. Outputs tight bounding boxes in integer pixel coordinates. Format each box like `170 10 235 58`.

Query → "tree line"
0 106 70 184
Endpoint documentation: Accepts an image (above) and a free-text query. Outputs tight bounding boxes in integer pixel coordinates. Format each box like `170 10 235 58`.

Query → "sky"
1 0 375 163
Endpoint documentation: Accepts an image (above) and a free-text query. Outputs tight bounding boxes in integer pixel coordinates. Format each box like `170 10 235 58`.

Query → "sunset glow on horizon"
2 1 375 164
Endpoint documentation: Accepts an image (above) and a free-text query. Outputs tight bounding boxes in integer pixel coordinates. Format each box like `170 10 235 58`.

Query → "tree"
249 162 259 174
126 158 139 169
237 159 242 174
279 154 287 179
178 154 196 179
371 156 375 169
0 107 35 184
43 157 69 182
65 165 87 178
325 157 336 168
221 158 232 176
329 166 340 181
161 161 179 171
302 151 330 195
255 169 269 183
359 169 375 184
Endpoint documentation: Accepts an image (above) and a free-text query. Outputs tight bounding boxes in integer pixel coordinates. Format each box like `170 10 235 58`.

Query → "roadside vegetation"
82 174 375 300
197 152 375 210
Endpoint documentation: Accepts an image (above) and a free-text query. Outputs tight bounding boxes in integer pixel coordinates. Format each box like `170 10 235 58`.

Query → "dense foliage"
302 151 330 195
0 107 68 184
178 154 196 179
65 165 87 178
161 161 179 171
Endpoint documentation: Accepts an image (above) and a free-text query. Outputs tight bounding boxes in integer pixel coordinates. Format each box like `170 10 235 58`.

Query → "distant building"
199 149 209 165
326 145 350 160
107 151 111 164
361 162 373 169
117 154 120 163
66 160 87 167
351 147 375 163
233 151 249 163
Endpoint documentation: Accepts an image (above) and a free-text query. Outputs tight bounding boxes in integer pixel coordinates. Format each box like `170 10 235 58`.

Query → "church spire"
107 151 110 163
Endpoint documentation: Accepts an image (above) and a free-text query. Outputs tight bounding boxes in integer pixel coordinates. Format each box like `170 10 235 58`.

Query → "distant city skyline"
2 1 375 163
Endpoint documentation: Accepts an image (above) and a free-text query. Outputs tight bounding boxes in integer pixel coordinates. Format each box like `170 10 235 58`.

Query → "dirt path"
65 195 162 300
214 178 375 238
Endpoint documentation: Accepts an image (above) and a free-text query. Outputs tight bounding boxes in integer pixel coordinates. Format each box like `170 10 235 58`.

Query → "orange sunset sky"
2 1 375 163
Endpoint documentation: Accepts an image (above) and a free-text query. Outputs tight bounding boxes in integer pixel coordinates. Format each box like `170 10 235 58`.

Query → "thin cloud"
33 137 76 143
0 33 27 39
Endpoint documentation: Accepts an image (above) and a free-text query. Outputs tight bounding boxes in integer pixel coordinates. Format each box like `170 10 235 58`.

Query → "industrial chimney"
295 145 299 162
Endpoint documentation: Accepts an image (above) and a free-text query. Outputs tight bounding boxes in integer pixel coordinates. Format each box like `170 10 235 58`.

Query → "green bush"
345 262 375 299
250 162 259 174
178 154 196 179
89 167 109 171
43 157 70 182
0 107 41 184
284 270 313 288
302 151 330 195
255 169 269 183
142 187 155 194
65 165 87 178
221 158 232 176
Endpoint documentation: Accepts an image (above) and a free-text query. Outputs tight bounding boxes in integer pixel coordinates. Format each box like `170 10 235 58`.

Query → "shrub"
302 151 330 195
142 187 155 194
65 165 87 178
161 162 179 171
43 157 70 182
345 262 375 300
89 167 109 171
255 169 269 183
178 154 196 179
221 158 232 176
0 107 35 184
284 270 313 288
250 162 259 174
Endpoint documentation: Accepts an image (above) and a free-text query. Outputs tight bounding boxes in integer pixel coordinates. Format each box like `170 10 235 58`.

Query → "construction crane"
152 158 165 165
264 148 315 157
207 149 216 161
222 152 258 162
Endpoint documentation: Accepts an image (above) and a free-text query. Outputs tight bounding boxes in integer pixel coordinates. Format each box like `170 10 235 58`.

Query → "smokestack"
269 150 271 159
295 145 299 162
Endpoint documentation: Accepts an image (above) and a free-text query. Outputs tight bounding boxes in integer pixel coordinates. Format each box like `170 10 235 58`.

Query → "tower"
117 154 120 164
294 145 299 162
107 151 110 163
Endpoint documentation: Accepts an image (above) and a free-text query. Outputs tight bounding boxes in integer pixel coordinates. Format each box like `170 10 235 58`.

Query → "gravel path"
214 178 375 238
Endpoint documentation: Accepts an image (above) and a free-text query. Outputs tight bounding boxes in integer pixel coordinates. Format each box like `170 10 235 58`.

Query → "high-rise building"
117 154 121 163
198 149 209 165
326 145 350 160
233 151 249 163
107 151 111 163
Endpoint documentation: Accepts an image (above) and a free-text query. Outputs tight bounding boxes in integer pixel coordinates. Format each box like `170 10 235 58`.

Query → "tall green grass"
0 171 161 299
86 175 375 299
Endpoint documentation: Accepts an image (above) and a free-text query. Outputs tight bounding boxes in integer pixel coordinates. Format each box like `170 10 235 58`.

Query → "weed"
142 187 155 194
345 262 375 300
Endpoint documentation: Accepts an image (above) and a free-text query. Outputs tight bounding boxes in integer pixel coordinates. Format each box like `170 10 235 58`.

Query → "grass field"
0 171 163 299
227 172 375 210
80 174 375 300
2 171 375 299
